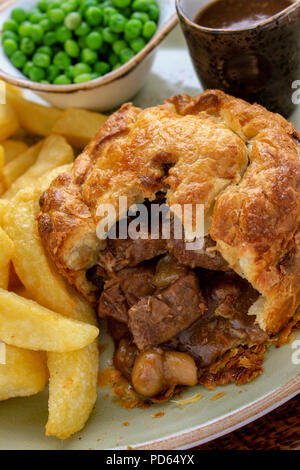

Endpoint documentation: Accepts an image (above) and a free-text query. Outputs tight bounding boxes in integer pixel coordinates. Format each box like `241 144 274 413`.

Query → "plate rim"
132 373 300 449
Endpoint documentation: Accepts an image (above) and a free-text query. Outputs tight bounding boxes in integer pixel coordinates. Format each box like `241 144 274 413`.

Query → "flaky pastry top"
38 90 300 334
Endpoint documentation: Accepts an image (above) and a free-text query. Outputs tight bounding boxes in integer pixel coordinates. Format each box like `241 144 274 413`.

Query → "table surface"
195 393 300 450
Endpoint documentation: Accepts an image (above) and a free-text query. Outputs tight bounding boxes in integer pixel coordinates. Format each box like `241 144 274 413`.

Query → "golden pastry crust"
38 90 300 334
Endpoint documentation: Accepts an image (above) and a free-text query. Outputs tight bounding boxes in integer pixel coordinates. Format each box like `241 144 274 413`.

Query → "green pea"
85 6 103 26
72 62 92 77
119 47 134 64
81 48 98 64
78 36 87 48
53 50 71 69
37 46 52 57
38 1 49 13
29 24 44 42
29 10 45 24
20 37 35 55
91 73 99 80
3 39 18 57
124 18 142 39
47 64 60 81
64 65 74 78
18 22 33 38
65 11 81 30
11 50 27 69
2 31 19 42
54 74 71 84
109 13 126 33
61 0 78 13
40 80 50 84
112 62 121 70
40 18 53 32
43 31 57 46
11 8 27 24
50 1 63 8
86 31 103 50
101 0 114 6
131 12 149 23
64 39 80 57
102 7 118 26
29 65 46 82
112 0 131 8
3 20 19 33
23 61 33 77
108 52 119 66
99 40 109 54
80 0 98 16
56 25 72 43
74 21 91 36
132 0 151 12
124 7 133 17
101 0 114 7
148 4 159 21
74 73 93 83
102 27 118 43
94 61 110 75
130 36 146 53
112 39 127 55
33 52 51 68
142 20 156 39
48 8 65 24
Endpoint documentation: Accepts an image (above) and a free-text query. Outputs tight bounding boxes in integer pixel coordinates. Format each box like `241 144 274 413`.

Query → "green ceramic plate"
0 26 299 451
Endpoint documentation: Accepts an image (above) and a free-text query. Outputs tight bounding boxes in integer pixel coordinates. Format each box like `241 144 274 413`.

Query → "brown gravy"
194 0 294 30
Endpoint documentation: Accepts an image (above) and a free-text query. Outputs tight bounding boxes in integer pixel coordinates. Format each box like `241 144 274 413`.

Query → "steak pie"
38 90 300 399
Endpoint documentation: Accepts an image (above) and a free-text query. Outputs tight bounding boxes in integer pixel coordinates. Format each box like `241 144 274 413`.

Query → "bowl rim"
0 0 178 94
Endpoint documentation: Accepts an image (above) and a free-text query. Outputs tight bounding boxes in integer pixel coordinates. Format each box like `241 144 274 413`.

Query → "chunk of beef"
99 236 167 272
166 273 268 369
128 271 207 350
107 317 130 343
167 234 229 271
98 263 156 323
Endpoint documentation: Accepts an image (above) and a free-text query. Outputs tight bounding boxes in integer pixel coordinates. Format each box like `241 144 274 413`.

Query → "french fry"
3 184 93 323
0 199 9 226
2 140 29 164
46 343 98 439
0 144 5 196
0 226 14 289
8 262 22 291
3 183 99 439
0 226 14 267
4 82 23 97
3 135 73 199
3 141 43 190
0 288 99 352
6 89 62 136
52 107 107 148
0 103 19 142
0 344 48 401
0 265 9 290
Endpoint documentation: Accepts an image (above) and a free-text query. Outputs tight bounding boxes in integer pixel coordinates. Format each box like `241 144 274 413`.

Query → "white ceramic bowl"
0 0 177 111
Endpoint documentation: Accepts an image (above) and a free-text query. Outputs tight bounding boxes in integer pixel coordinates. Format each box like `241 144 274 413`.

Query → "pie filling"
86 197 270 400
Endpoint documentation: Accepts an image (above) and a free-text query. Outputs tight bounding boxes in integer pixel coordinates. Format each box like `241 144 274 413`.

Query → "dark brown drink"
195 0 294 30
